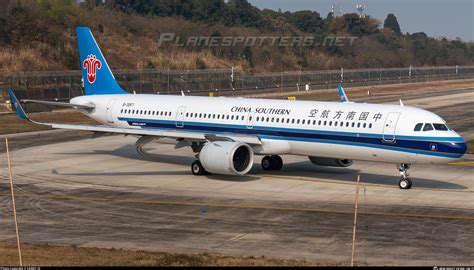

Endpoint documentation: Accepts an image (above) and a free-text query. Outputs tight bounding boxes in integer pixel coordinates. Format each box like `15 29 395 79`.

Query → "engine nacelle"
308 156 354 167
200 141 254 175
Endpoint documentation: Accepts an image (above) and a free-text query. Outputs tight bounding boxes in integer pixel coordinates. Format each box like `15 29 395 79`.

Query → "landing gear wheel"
191 160 206 176
270 155 283 171
399 178 412 189
261 155 283 171
261 156 273 171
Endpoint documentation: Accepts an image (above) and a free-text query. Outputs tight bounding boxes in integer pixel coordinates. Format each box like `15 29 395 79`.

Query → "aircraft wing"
8 89 262 145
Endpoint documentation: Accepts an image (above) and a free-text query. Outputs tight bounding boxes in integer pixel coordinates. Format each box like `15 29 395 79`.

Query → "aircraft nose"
452 138 468 157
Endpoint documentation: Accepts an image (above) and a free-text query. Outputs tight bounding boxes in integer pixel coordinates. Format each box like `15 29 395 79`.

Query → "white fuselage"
71 94 467 164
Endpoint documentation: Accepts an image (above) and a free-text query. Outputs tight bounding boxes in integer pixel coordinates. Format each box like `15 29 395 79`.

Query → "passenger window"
302 119 305 124
357 123 361 128
313 120 316 125
414 123 423 131
352 122 355 127
324 121 327 126
340 122 343 127
297 119 300 124
346 122 349 127
369 123 372 128
363 123 366 128
318 120 321 125
423 123 434 131
292 119 295 124
433 123 448 131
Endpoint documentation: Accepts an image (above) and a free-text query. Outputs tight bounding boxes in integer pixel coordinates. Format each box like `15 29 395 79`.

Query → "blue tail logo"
76 26 127 95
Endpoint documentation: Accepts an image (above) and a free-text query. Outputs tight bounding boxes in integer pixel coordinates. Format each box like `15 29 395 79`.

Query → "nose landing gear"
397 163 412 189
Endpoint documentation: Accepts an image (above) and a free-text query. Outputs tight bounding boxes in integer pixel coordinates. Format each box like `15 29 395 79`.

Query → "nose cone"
451 136 468 158
456 141 468 156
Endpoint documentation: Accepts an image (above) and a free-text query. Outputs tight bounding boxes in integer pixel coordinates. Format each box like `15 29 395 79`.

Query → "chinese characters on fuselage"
308 109 383 122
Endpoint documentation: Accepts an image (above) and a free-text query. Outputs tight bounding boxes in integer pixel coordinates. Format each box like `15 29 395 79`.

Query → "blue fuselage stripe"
118 117 466 158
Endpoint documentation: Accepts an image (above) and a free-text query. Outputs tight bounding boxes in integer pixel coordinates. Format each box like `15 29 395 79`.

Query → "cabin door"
106 98 117 123
383 112 400 142
175 106 187 128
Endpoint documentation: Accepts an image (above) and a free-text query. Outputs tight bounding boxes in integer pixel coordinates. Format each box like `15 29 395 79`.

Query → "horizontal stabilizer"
22 99 95 110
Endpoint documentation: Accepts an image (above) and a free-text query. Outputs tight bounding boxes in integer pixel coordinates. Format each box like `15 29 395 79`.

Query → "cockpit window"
414 123 423 131
433 123 448 131
423 123 434 131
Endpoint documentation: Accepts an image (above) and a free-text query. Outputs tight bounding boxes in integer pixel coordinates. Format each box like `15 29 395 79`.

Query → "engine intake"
308 156 354 167
200 141 254 175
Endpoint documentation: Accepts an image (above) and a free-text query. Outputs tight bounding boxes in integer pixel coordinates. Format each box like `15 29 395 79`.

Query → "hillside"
0 0 473 75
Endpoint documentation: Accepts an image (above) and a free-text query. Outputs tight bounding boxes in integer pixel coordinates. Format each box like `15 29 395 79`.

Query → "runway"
0 86 473 266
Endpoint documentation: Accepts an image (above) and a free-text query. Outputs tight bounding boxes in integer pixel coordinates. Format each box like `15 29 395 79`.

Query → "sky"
249 0 474 41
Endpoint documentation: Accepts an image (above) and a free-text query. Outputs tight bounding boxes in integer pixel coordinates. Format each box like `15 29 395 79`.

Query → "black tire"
270 155 283 171
261 156 273 171
191 160 205 176
399 178 412 189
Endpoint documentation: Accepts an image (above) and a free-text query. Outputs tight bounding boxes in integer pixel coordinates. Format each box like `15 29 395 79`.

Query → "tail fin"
76 27 127 95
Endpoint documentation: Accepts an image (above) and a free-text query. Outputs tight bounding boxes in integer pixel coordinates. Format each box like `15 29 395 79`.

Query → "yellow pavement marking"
261 174 473 193
449 161 474 165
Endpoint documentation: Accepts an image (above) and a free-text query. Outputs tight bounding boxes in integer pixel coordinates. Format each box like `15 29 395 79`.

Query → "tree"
286 10 323 34
384 13 401 35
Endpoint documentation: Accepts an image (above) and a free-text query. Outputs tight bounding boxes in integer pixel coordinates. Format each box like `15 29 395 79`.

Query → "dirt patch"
0 241 341 266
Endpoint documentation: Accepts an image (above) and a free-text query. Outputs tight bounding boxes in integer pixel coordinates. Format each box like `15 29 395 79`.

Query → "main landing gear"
397 163 412 189
191 160 210 176
261 155 283 171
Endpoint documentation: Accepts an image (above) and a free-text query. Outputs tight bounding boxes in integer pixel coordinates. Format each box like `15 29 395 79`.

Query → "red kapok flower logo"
83 54 102 84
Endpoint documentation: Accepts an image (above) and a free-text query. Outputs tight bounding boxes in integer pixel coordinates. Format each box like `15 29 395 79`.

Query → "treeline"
0 0 472 74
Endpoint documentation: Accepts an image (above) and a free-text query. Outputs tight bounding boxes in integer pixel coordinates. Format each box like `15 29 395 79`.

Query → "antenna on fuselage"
181 91 185 96
399 99 404 106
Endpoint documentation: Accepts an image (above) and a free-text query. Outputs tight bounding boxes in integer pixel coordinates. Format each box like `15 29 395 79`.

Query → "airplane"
8 27 467 190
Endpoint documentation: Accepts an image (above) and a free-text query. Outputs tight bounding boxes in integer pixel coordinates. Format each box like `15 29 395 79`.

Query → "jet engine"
199 141 254 175
308 156 354 167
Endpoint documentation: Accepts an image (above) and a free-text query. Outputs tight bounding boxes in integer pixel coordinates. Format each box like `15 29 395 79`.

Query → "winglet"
337 83 350 103
8 89 28 120
8 89 47 126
